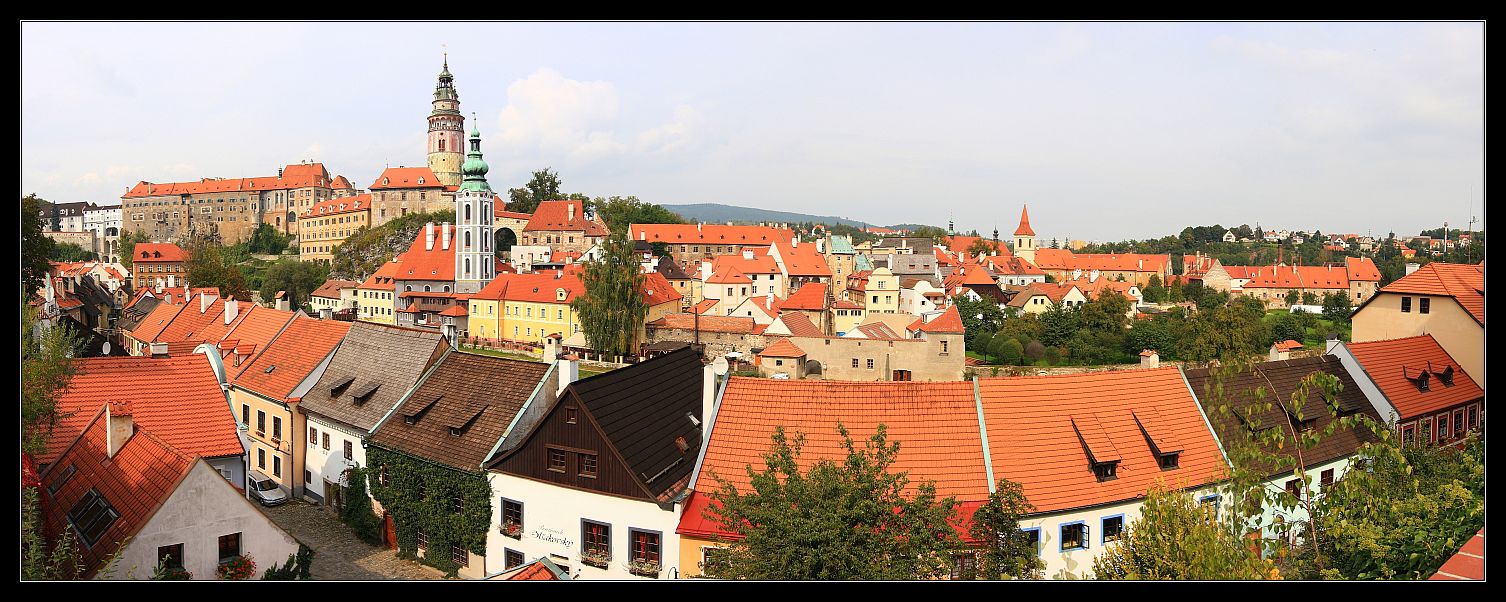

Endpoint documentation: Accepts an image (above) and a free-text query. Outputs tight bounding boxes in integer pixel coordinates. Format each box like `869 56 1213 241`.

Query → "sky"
21 22 1484 242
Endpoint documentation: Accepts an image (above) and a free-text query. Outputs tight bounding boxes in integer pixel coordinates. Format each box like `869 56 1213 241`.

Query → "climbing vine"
366 446 492 576
340 464 382 544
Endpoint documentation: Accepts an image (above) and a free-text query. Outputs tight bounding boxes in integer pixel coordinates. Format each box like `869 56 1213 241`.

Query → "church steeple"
460 114 491 193
427 54 464 187
1013 204 1037 263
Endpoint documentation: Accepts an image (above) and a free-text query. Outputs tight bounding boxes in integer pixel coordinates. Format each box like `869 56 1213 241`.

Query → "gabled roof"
1239 264 1352 290
641 271 684 306
233 315 352 401
524 200 610 236
907 305 965 334
781 282 828 311
369 167 446 190
1344 257 1382 282
132 243 186 263
40 406 197 578
123 164 332 198
1032 249 1170 275
711 249 779 275
43 355 243 465
706 264 752 285
300 322 449 432
1343 335 1483 420
1369 262 1484 325
770 311 824 337
680 378 988 540
980 254 1043 276
771 239 832 277
329 175 353 190
654 256 693 280
628 223 793 246
649 313 761 334
759 338 807 358
357 259 404 290
312 279 362 299
395 224 457 282
472 271 585 304
1185 355 1384 478
127 297 189 343
827 235 855 255
371 350 550 471
976 368 1226 514
691 298 720 315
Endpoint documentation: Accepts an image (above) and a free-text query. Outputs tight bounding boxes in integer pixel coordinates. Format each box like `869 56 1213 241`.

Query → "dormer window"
449 427 462 437
1158 453 1180 470
383 178 390 186
1438 365 1455 386
418 177 425 185
1093 462 1118 481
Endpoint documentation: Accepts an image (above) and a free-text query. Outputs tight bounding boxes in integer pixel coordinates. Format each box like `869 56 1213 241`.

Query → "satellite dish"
102 341 112 355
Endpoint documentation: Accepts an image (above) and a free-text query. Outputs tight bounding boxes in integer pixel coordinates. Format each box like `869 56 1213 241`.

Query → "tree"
703 424 964 580
952 294 1004 335
1301 291 1320 306
591 196 684 233
1321 292 1352 324
1176 300 1271 364
515 168 563 214
1270 313 1306 345
245 224 293 255
185 241 253 301
967 238 1000 258
1078 290 1131 334
571 230 648 358
1038 303 1079 347
1024 340 1047 363
910 225 949 245
50 242 97 262
1284 290 1300 307
23 194 57 295
22 303 81 456
1091 483 1276 580
1142 274 1166 303
117 230 152 270
996 337 1023 365
968 478 1043 579
260 259 328 309
971 331 995 363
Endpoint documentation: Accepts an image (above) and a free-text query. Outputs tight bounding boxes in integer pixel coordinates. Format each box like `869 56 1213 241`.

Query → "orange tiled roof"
628 223 794 246
357 259 404 290
781 282 828 311
977 368 1226 513
934 248 959 267
129 299 191 343
680 378 990 539
1032 249 1170 275
692 298 720 315
1344 335 1483 420
1274 339 1304 351
1013 205 1035 236
1429 529 1484 580
396 224 457 282
772 312 823 337
649 313 760 334
711 249 779 275
1062 276 1138 301
706 264 752 285
759 337 807 358
42 355 244 465
301 194 370 218
155 294 227 344
329 175 353 189
132 243 187 263
773 239 832 277
1372 262 1483 325
1239 264 1353 290
981 254 1042 276
40 406 197 578
123 164 332 198
907 305 965 334
233 315 351 401
472 271 584 304
313 279 361 299
369 167 445 190
641 271 684 306
523 200 610 236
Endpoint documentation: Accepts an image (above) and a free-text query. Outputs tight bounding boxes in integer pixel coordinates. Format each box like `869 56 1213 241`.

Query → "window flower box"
216 554 257 580
581 549 610 569
500 520 522 539
628 559 660 577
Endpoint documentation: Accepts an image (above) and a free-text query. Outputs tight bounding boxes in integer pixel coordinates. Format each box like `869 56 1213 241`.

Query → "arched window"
464 204 471 222
464 258 471 277
405 285 412 292
443 285 451 293
424 285 431 292
464 231 472 249
437 139 445 152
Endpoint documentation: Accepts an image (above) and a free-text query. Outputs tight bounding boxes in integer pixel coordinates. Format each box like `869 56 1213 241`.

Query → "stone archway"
494 227 518 261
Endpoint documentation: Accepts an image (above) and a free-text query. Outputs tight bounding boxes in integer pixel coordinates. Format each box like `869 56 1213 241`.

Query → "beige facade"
231 389 306 497
368 187 453 229
1352 292 1484 388
862 268 901 315
298 204 370 264
792 334 964 382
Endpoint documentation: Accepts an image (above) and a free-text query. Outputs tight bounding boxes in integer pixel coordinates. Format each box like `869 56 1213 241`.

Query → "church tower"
427 54 465 188
1013 205 1037 263
454 116 494 295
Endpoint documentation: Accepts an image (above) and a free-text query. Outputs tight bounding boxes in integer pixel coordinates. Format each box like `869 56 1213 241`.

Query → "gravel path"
258 501 447 581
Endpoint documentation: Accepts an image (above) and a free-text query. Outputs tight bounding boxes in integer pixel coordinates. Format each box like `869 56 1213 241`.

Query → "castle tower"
454 116 494 294
427 54 465 188
1013 204 1037 263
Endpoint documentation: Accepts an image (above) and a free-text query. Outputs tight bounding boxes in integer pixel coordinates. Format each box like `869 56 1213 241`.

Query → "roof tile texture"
233 315 352 400
1344 335 1483 419
1376 262 1484 325
300 322 448 432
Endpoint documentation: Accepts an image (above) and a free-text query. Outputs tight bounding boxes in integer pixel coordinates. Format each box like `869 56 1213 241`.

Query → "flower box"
581 550 610 569
628 559 661 577
500 521 522 539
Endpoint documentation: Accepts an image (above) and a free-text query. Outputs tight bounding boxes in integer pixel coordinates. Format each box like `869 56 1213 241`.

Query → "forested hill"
660 203 878 228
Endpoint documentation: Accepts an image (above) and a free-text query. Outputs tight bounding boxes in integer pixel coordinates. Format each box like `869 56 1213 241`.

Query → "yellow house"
298 194 372 264
469 270 684 349
1351 262 1485 388
355 260 401 325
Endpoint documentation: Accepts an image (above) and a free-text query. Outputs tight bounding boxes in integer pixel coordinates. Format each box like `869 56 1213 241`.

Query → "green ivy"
366 446 492 576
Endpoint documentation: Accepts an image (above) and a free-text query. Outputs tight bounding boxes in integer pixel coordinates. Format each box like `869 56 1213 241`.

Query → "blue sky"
21 22 1484 242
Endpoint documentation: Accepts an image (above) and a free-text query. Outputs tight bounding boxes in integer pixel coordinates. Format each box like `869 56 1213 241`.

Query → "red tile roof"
1344 335 1483 420
1274 339 1304 351
472 271 585 304
396 224 457 282
934 248 959 267
1239 264 1353 290
1372 262 1484 325
1013 205 1034 236
628 223 794 246
641 271 684 306
124 164 333 198
943 264 998 291
1032 249 1170 275
681 378 990 540
301 194 370 218
976 368 1226 513
711 250 780 276
233 315 352 401
981 254 1042 276
369 167 445 190
128 300 191 344
523 200 609 236
39 406 197 578
132 243 186 263
907 305 965 334
759 338 806 358
1429 529 1484 580
42 354 244 465
706 264 751 285
691 298 720 315
781 282 828 311
312 279 361 299
329 175 353 189
495 207 533 221
772 312 823 337
649 313 760 334
772 240 832 277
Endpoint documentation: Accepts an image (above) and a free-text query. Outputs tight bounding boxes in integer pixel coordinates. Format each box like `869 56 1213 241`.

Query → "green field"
1263 309 1350 349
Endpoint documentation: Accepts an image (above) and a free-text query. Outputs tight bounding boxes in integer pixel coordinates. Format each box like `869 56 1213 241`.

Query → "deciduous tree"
968 478 1043 579
571 230 648 358
22 194 56 295
1091 483 1275 580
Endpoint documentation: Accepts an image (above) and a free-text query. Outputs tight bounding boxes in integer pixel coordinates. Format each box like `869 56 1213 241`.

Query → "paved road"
258 501 446 580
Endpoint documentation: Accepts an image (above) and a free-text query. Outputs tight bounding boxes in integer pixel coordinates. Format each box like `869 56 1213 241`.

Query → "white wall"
305 415 364 503
111 461 299 580
1020 484 1224 579
487 472 683 580
206 456 245 495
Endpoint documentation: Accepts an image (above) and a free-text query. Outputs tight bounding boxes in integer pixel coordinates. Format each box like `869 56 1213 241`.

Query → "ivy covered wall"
366 446 493 576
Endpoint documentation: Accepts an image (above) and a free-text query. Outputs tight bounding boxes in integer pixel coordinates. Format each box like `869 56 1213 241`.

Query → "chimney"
1072 269 1082 281
1325 336 1342 355
742 249 754 260
106 401 135 458
275 291 290 312
1405 262 1420 276
1140 349 1159 369
567 203 576 222
224 297 239 325
1089 269 1100 283
790 237 798 248
425 223 436 251
441 222 451 250
697 222 703 232
149 342 169 358
639 231 647 241
543 334 560 362
319 307 332 320
200 290 218 313
557 353 580 396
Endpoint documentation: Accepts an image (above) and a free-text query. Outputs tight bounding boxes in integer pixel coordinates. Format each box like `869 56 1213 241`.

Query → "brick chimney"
106 401 135 458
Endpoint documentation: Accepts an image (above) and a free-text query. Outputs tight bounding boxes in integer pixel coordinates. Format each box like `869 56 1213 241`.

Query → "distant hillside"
660 203 875 228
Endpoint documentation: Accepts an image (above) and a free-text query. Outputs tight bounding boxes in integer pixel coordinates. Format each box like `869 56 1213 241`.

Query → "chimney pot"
106 401 136 458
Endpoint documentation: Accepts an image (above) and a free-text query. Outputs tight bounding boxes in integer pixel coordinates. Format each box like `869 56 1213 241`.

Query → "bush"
1043 346 1062 365
261 544 314 580
341 466 382 545
1024 341 1046 363
999 339 1024 365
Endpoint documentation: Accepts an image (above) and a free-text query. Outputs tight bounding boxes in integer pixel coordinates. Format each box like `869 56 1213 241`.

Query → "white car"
248 471 288 507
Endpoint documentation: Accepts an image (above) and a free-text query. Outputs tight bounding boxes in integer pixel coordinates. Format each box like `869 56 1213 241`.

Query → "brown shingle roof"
300 322 449 432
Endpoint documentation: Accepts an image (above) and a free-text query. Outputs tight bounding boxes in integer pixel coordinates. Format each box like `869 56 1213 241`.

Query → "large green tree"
49 242 97 262
185 240 253 301
1091 483 1276 580
23 194 56 295
261 259 329 309
21 303 84 580
952 293 1004 335
703 424 964 580
117 230 152 271
968 478 1044 579
590 195 685 233
570 230 647 358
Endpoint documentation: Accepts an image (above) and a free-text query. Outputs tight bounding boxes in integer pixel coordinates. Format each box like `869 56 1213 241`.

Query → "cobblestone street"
258 501 446 581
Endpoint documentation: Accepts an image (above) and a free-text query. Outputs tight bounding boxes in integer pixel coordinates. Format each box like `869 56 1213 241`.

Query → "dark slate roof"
300 321 448 432
568 347 706 501
58 315 128 357
371 349 550 471
115 295 162 333
874 237 936 253
1184 355 1384 478
655 256 692 281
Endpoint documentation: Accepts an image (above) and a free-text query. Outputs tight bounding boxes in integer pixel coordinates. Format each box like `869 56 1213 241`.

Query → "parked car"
248 471 288 507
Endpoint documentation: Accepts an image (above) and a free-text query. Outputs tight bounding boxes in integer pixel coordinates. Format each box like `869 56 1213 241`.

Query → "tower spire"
459 112 491 193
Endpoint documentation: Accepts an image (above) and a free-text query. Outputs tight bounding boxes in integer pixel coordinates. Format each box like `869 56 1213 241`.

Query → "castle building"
427 55 465 188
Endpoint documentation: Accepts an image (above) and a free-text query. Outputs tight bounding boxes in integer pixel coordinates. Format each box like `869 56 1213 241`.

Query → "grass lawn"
1263 309 1351 349
459 345 609 377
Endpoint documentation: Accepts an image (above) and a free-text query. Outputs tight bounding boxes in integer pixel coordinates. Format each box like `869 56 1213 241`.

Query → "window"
218 532 241 563
775 359 783 366
1094 462 1117 481
46 464 77 495
1419 297 1430 314
1199 495 1221 521
1401 423 1416 444
852 358 859 368
257 411 265 434
416 529 428 554
951 552 979 580
892 369 912 381
1060 522 1088 551
1437 413 1449 440
630 529 661 564
1285 478 1302 499
1423 417 1434 443
566 406 577 424
579 453 598 478
309 427 318 447
1453 409 1465 437
67 489 120 546
242 404 250 425
344 440 353 460
1401 296 1412 313
548 448 567 473
1102 515 1125 543
1021 528 1041 557
273 455 282 477
1320 469 1335 489
582 520 611 564
1158 453 1180 470
453 494 464 513
157 543 185 569
502 499 524 536
940 340 949 354
505 548 525 569
866 359 874 369
1468 406 1478 429
258 448 266 469
379 465 389 486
